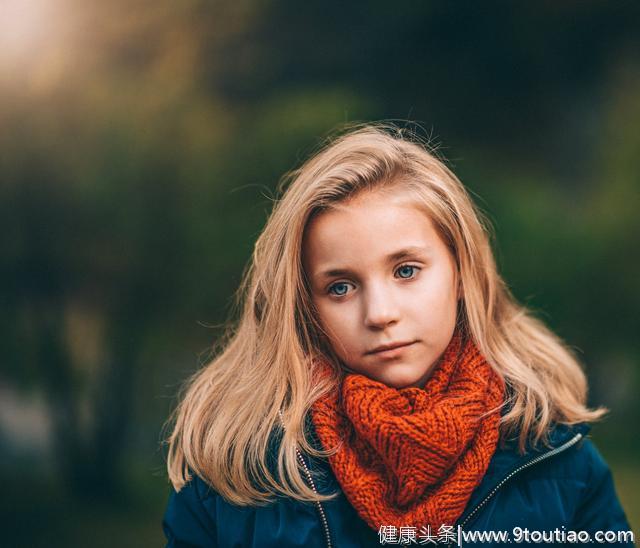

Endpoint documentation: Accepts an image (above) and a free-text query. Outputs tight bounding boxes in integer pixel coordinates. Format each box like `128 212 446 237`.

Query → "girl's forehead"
303 194 446 270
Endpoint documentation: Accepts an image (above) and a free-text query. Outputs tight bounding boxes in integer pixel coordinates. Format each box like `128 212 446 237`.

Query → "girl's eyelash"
326 264 421 296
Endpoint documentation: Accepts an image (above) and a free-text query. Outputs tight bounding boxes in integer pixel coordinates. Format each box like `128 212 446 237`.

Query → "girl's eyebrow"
316 245 431 280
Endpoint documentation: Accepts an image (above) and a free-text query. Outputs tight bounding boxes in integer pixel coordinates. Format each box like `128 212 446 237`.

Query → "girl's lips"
366 341 417 358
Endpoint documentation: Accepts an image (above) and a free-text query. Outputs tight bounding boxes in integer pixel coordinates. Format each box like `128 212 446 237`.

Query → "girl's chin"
343 360 435 389
371 369 434 390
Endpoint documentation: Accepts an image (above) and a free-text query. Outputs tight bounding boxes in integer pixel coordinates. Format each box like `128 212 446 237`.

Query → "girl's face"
303 189 460 389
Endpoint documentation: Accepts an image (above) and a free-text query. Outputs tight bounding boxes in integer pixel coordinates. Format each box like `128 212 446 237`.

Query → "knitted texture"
310 331 505 531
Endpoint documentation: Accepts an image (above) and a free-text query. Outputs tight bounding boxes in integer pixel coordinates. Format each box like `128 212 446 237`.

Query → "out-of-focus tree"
0 0 240 498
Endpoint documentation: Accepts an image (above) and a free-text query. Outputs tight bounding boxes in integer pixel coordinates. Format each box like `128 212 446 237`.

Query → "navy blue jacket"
163 421 635 547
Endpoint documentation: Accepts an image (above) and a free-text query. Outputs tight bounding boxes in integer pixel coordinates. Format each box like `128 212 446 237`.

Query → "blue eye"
328 282 351 296
396 265 418 279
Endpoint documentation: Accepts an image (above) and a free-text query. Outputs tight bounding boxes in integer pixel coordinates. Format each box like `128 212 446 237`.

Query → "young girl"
162 124 634 547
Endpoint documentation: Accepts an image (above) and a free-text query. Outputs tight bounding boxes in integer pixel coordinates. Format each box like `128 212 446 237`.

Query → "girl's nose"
363 285 400 329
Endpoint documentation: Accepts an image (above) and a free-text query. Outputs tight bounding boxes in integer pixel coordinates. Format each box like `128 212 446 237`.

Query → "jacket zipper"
277 411 332 548
455 432 584 538
295 447 333 548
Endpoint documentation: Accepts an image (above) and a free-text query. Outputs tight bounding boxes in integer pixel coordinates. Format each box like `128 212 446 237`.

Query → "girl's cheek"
318 305 352 340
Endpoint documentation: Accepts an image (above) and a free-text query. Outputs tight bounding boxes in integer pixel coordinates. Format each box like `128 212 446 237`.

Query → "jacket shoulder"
568 437 634 538
162 475 219 547
462 425 634 542
162 472 327 548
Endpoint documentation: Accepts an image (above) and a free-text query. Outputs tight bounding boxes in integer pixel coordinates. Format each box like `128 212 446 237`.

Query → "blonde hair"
165 122 606 505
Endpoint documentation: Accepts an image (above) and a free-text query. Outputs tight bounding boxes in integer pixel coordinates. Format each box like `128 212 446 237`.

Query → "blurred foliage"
0 0 638 545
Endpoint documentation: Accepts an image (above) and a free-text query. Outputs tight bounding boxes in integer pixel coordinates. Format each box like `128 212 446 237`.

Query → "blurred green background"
1 1 638 546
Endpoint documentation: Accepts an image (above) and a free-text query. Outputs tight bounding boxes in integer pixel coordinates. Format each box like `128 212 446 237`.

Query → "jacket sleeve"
162 477 218 548
571 439 635 546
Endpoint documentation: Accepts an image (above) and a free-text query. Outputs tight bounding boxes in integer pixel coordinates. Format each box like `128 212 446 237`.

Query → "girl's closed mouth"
366 340 417 356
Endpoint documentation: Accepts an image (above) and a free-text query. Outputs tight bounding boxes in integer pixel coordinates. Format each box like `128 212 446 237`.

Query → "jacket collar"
456 421 592 526
482 421 592 481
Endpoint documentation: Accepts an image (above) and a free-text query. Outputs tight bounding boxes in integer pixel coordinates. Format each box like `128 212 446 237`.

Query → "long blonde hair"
165 123 606 505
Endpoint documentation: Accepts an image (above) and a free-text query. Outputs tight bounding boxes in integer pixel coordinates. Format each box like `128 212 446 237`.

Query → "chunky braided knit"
310 330 505 531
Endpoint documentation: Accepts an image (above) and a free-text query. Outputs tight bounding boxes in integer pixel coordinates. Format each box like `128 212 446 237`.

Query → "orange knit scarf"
310 331 505 532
